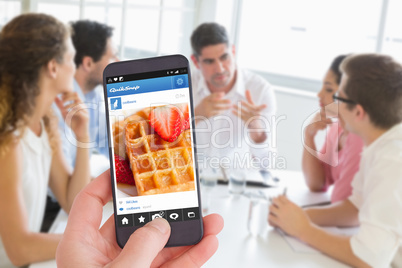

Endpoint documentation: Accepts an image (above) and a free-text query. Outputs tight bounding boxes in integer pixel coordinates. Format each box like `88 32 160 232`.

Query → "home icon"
122 217 129 225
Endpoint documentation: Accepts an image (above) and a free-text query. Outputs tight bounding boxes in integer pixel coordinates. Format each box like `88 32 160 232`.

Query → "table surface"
30 170 350 268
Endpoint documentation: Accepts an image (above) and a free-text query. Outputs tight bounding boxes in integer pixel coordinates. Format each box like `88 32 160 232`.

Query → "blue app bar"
106 75 188 98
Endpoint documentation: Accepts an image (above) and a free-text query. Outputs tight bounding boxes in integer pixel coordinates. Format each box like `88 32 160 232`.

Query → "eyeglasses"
332 94 356 105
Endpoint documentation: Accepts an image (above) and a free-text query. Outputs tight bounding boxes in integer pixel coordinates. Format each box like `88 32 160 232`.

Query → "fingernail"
146 218 170 234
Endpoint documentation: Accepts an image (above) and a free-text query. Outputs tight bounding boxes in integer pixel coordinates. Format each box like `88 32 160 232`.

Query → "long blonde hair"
0 13 70 155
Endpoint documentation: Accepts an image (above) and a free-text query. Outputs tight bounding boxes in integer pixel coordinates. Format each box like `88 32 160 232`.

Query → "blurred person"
302 55 364 203
190 22 276 169
56 170 224 267
55 20 119 177
0 13 91 267
269 54 402 268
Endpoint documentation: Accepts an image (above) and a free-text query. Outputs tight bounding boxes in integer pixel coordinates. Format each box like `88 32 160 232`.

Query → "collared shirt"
192 68 276 169
54 80 109 168
319 123 364 203
349 123 402 268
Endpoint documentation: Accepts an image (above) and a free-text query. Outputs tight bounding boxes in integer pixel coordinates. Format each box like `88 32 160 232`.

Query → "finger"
271 197 282 208
61 92 79 103
245 90 255 105
63 103 79 111
210 92 226 100
99 214 118 244
269 203 280 215
162 235 219 268
54 97 68 118
151 214 224 266
320 108 326 120
66 170 112 232
212 103 232 110
268 213 279 227
111 218 171 268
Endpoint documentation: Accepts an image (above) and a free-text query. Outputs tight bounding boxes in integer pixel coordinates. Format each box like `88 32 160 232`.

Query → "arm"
269 196 369 268
302 110 332 191
305 199 360 227
48 135 90 213
300 225 370 268
0 141 62 266
51 93 91 213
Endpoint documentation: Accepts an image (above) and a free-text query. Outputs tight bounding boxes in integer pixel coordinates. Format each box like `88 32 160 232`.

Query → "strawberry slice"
149 105 183 142
115 154 135 185
176 103 190 130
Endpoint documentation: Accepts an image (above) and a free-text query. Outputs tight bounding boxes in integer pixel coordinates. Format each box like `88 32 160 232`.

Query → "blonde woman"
0 14 90 267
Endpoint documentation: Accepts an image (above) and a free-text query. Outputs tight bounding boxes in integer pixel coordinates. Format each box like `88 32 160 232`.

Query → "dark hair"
340 53 402 129
190 22 229 57
0 13 69 154
329 54 348 85
70 20 113 67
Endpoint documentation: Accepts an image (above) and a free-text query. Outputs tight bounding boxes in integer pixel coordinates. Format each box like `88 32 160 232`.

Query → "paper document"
278 226 359 254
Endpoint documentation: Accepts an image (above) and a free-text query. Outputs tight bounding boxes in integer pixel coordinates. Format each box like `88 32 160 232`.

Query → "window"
237 0 383 89
32 0 197 60
0 0 21 29
381 0 402 64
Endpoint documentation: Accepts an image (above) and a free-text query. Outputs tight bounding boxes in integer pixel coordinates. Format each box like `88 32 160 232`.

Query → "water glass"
200 167 219 214
247 197 269 236
228 168 246 195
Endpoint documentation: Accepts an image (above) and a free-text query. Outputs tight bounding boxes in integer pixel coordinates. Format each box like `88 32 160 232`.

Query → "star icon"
138 215 145 223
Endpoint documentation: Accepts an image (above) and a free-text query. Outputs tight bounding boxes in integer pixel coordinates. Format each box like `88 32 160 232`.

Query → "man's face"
89 38 119 86
194 43 236 91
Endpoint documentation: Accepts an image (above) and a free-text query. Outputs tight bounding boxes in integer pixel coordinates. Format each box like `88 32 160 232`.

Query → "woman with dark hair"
302 55 364 203
0 13 90 267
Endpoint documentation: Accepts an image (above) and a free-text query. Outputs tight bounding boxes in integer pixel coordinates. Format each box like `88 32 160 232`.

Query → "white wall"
273 86 324 171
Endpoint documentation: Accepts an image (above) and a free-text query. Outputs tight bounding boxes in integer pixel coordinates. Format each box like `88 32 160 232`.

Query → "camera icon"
151 211 165 220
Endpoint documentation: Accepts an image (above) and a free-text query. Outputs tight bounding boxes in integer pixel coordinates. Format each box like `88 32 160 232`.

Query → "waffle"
125 119 195 196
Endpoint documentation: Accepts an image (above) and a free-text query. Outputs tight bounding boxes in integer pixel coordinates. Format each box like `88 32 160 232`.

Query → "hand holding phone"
56 171 224 267
103 55 204 247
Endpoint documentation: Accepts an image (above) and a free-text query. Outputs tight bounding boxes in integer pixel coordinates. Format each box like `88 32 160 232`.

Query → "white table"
31 170 349 268
203 170 349 268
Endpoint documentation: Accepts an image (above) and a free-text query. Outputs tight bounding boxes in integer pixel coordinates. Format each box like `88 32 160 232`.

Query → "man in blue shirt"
55 20 119 176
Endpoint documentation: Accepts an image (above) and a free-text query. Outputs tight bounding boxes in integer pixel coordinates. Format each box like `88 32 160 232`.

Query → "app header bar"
106 74 189 98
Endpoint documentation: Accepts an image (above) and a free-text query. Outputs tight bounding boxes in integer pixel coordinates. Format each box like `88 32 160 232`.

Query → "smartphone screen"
103 55 203 248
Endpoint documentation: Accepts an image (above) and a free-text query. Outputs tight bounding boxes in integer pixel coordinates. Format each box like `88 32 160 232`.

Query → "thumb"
111 218 171 267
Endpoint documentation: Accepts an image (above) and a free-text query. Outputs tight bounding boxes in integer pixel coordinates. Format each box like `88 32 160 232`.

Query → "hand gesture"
55 92 89 142
194 92 231 119
304 108 333 139
232 89 267 123
268 195 311 239
56 171 224 268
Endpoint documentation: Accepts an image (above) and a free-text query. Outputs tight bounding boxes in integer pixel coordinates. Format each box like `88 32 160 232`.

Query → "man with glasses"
269 54 402 267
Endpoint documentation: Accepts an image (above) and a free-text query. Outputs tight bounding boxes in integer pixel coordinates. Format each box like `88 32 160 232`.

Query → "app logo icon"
119 207 124 211
138 215 145 223
188 212 196 218
122 217 129 225
110 97 122 110
119 76 124 81
114 77 118 81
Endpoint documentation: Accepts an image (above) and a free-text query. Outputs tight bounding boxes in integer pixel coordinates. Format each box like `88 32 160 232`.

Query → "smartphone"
103 55 203 248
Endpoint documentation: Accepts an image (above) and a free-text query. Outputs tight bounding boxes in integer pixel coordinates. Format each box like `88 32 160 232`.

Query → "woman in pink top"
302 55 364 203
